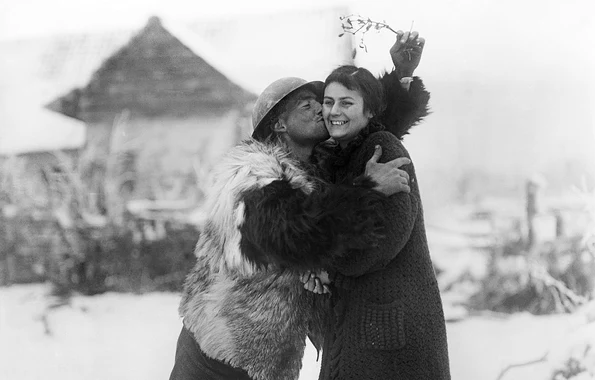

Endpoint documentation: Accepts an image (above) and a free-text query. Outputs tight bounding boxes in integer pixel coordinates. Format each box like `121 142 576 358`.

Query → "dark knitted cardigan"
313 93 451 378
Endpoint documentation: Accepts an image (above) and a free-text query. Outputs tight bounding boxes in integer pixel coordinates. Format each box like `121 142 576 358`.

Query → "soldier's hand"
366 145 411 196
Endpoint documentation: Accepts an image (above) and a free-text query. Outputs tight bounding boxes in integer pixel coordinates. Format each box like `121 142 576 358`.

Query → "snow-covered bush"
469 234 593 315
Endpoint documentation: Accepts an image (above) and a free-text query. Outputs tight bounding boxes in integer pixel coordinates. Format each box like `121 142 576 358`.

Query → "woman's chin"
328 133 341 142
328 131 348 141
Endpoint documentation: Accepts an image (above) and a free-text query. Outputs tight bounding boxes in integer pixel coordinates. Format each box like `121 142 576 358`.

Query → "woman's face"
323 82 372 147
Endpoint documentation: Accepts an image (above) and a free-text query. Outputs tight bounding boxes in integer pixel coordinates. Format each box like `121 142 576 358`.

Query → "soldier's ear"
272 120 287 133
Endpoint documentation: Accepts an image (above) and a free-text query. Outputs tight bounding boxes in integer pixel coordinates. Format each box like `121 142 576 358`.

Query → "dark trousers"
169 326 253 380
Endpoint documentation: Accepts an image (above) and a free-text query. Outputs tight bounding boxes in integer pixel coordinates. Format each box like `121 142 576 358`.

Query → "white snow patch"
2 284 593 380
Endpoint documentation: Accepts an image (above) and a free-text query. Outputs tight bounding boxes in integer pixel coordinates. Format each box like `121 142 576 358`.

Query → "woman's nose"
330 103 340 115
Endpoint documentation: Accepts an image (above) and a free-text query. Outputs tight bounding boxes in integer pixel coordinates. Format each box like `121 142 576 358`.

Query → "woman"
316 65 451 379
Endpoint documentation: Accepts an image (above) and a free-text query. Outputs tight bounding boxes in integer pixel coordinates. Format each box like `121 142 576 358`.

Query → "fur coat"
178 140 389 380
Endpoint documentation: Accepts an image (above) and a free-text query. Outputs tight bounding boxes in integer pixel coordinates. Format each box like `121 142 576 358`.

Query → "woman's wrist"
394 67 414 80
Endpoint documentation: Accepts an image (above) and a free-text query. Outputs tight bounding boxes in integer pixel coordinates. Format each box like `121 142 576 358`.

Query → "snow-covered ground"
1 283 592 380
2 199 594 379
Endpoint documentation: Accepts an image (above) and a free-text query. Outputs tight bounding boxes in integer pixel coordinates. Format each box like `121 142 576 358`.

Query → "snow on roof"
0 108 85 156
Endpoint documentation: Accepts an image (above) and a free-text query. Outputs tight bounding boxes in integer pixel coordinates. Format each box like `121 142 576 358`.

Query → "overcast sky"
1 0 593 178
2 0 593 79
0 0 346 40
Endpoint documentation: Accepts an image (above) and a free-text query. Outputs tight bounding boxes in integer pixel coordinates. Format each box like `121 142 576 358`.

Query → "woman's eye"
323 101 333 106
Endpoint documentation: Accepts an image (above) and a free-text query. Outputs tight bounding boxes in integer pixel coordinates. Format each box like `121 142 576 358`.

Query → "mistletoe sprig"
338 15 400 52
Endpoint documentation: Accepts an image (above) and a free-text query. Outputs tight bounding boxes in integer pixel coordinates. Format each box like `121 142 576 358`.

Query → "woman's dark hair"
324 65 386 119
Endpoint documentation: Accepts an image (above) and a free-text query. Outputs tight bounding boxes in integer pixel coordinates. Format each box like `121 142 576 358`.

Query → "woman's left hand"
389 31 425 78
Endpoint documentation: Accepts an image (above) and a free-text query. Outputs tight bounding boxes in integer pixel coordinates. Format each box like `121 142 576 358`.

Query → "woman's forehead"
324 82 360 99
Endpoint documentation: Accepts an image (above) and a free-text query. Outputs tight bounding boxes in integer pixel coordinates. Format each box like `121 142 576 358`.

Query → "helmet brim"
251 80 324 141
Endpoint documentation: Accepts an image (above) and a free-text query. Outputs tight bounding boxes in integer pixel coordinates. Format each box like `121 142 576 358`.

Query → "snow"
0 285 179 380
1 283 593 380
448 313 569 380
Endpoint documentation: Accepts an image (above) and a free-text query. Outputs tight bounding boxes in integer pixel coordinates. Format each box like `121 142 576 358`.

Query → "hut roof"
46 16 257 121
0 6 350 154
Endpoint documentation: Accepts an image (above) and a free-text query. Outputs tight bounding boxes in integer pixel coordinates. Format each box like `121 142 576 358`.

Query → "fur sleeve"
307 295 330 358
238 179 388 272
378 71 431 139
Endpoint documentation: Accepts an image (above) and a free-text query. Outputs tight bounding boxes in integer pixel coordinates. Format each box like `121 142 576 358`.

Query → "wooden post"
525 178 541 249
554 210 565 238
0 205 7 285
0 205 18 285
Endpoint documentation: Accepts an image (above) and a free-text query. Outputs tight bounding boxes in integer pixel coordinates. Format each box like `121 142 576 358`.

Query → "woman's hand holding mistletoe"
390 31 425 78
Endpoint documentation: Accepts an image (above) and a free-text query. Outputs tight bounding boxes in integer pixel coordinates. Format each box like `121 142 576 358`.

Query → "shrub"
469 235 593 315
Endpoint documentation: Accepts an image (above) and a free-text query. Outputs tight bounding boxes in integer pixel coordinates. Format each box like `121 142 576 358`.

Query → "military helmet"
251 77 324 140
